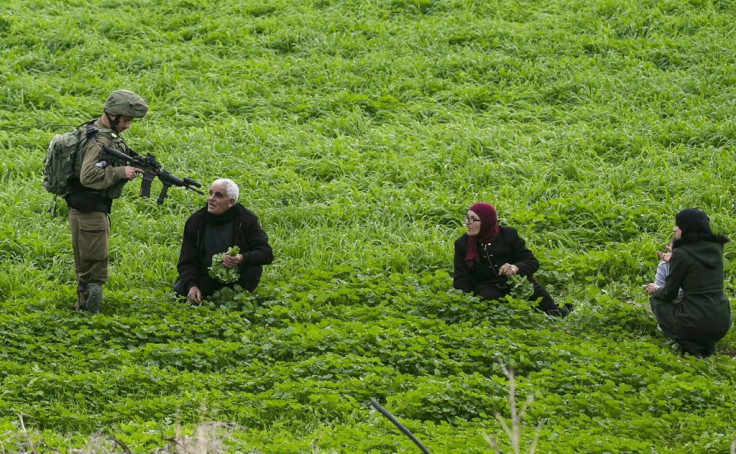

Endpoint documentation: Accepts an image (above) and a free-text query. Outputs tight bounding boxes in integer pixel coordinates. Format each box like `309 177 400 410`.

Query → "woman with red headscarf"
453 202 570 317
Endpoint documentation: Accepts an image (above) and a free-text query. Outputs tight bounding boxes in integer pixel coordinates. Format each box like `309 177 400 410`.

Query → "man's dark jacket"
177 203 273 295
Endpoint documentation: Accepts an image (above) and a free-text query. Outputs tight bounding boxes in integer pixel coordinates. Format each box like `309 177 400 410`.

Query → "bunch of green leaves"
508 274 534 300
208 246 240 284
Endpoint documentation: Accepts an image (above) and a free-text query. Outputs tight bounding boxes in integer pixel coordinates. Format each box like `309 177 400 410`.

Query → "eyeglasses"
464 215 481 224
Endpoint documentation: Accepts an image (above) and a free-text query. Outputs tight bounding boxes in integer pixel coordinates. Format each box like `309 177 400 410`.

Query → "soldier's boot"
74 282 89 310
85 283 103 315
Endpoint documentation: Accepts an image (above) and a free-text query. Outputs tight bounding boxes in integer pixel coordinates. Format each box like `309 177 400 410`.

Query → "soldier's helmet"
103 90 148 118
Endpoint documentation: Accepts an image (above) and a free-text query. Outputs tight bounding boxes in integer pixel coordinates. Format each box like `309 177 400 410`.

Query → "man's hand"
223 253 243 269
499 263 519 277
187 286 202 305
124 166 144 180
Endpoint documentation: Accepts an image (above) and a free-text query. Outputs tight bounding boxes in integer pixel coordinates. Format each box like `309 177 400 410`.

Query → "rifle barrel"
183 177 202 188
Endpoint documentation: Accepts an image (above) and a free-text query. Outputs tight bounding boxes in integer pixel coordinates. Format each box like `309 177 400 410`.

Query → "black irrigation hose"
370 399 430 453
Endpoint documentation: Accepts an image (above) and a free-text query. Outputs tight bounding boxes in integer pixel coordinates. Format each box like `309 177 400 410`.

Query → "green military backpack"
42 122 93 196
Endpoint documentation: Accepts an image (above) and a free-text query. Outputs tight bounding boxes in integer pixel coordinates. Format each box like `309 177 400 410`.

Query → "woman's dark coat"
454 227 539 292
651 233 732 353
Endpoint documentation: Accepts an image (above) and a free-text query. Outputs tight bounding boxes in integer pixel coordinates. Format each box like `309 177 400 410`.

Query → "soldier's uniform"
65 90 148 314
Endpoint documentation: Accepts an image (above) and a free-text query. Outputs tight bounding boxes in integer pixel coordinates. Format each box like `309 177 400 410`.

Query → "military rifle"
100 146 204 204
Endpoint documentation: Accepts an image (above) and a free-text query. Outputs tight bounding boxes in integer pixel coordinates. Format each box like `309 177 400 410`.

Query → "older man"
174 178 274 304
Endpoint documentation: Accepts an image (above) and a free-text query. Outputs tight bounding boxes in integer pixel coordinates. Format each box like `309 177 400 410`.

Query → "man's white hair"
212 178 239 202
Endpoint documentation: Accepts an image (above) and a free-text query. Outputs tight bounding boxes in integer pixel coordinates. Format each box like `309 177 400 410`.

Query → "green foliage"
1 0 736 451
208 245 240 284
507 274 535 300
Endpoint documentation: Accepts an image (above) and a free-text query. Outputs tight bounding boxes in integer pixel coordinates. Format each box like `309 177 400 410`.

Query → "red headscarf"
465 202 500 270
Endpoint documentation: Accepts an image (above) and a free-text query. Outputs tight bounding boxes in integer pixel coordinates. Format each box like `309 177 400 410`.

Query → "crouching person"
453 202 570 317
644 209 732 358
174 178 273 305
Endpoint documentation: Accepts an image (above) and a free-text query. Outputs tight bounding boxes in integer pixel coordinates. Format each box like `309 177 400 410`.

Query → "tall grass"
1 0 736 451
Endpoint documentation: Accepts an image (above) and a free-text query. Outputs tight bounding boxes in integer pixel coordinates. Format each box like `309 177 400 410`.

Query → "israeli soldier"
66 89 147 314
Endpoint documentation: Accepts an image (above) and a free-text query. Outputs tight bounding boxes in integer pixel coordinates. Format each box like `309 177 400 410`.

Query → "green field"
1 0 735 452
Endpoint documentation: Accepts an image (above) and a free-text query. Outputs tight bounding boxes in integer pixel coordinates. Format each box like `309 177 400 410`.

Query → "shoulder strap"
84 120 98 139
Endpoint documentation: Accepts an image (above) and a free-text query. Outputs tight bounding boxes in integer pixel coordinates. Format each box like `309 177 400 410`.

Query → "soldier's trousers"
68 208 110 284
